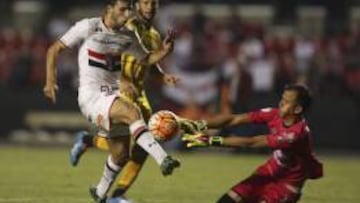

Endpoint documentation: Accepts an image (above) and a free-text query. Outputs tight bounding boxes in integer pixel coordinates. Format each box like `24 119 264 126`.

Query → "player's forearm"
46 49 58 84
206 113 251 129
205 114 236 129
45 42 65 84
222 135 268 148
144 49 169 65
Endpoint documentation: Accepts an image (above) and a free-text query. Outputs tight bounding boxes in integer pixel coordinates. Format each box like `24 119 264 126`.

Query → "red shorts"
231 173 301 203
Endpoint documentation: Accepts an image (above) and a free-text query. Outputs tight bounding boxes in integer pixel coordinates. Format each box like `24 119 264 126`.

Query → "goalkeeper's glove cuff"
209 136 223 146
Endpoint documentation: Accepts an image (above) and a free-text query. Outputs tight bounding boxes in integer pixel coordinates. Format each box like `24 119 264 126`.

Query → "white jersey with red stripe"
60 17 147 89
59 17 148 131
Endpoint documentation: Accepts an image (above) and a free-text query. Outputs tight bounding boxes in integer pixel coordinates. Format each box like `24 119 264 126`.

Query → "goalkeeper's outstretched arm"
221 135 268 148
183 133 269 149
205 113 253 129
176 113 253 134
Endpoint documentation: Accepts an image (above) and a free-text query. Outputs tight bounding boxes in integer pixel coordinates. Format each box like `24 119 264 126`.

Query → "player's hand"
182 133 210 148
177 118 208 134
162 28 176 54
43 82 58 104
182 133 224 148
163 74 180 86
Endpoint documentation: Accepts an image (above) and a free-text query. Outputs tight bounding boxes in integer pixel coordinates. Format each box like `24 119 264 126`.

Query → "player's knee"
217 194 237 203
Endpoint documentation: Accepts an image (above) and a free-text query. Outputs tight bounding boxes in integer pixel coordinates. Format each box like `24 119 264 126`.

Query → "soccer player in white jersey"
43 0 179 202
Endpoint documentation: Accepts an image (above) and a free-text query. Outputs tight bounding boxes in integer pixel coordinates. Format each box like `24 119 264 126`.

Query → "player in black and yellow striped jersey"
69 0 180 199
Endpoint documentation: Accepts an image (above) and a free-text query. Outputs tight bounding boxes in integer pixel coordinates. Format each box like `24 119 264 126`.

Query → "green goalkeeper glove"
176 118 208 134
182 133 223 148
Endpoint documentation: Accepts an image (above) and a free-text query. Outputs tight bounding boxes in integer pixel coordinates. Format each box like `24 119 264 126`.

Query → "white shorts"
78 85 119 132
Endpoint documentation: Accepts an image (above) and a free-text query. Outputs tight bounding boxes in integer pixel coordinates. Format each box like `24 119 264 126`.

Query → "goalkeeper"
182 84 323 203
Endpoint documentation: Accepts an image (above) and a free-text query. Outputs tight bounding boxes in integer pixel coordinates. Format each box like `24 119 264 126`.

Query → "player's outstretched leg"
111 98 180 176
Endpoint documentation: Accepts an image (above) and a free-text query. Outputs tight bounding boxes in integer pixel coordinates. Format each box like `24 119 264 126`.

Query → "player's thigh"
107 135 131 165
130 144 148 164
78 89 118 131
110 98 141 125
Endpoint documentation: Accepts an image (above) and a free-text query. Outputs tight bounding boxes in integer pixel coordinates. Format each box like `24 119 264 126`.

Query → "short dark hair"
284 84 312 113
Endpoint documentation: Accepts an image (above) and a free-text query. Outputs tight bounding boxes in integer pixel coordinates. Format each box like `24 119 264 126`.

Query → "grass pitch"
0 146 359 203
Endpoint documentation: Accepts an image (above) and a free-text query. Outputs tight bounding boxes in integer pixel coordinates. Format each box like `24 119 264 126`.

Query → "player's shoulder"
125 17 139 31
150 26 161 37
86 17 104 29
74 17 97 24
72 17 101 31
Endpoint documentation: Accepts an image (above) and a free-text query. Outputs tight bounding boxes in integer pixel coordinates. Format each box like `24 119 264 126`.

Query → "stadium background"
0 1 359 202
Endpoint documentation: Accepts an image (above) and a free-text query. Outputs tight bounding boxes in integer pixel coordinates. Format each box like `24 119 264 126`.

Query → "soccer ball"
148 110 179 141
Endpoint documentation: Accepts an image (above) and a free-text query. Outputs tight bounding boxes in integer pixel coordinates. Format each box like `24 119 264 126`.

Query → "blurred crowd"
0 7 359 118
159 9 360 119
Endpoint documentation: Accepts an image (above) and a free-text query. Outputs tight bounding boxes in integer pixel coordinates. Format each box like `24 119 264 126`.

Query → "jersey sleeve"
249 107 278 124
59 19 90 48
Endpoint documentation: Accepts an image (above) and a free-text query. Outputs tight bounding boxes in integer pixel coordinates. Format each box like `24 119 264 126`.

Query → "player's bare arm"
175 113 252 134
43 40 67 104
206 113 252 128
222 135 268 148
141 30 174 66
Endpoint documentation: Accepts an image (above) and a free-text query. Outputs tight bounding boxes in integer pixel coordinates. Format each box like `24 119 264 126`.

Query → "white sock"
130 120 168 165
96 156 121 198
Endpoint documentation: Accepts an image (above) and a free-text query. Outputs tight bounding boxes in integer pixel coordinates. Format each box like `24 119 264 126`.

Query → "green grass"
0 146 360 203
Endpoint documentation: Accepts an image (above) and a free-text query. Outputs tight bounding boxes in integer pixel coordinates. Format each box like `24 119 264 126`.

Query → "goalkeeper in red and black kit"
182 84 323 203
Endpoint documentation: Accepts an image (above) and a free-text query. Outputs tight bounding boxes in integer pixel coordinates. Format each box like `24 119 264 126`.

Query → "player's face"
109 1 131 27
137 0 158 21
278 90 299 118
